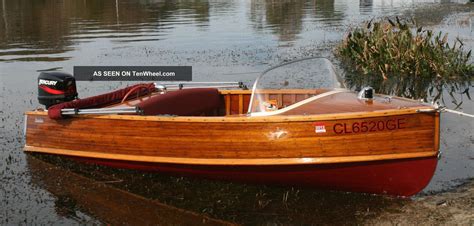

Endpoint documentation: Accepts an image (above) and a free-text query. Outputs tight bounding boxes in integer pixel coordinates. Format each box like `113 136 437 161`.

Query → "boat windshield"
248 57 342 116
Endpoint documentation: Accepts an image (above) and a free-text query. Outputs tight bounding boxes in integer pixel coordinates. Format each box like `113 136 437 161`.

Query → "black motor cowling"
38 72 78 109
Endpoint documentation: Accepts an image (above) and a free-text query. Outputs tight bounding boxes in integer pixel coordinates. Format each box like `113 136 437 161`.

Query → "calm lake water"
0 0 473 224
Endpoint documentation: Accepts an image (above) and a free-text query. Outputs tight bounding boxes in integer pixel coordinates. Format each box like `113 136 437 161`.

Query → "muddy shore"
365 180 474 225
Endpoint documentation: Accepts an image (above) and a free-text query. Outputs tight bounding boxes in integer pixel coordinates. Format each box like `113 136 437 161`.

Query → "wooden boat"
24 58 440 196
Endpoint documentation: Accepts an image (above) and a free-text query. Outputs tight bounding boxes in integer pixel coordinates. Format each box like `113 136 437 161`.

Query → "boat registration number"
332 118 406 134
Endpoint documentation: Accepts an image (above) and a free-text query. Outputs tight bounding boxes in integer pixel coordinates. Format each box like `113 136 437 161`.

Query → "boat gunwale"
26 106 436 123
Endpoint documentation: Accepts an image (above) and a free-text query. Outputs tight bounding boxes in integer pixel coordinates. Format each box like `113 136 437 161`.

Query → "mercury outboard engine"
38 72 77 109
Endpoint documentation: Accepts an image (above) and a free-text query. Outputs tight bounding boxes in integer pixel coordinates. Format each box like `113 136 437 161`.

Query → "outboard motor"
38 72 77 109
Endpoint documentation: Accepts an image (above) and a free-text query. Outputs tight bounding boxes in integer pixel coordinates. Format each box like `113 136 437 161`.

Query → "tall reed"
337 17 473 106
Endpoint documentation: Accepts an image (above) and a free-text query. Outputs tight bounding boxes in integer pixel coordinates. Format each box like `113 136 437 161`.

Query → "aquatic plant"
337 17 474 106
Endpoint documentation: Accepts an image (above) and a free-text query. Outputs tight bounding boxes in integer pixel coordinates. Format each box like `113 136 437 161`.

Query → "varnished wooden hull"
24 109 439 196
24 89 440 196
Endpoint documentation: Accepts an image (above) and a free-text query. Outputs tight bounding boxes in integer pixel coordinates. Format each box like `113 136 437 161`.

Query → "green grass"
337 17 473 105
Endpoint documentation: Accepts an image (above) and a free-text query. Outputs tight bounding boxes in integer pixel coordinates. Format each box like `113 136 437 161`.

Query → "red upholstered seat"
137 88 221 116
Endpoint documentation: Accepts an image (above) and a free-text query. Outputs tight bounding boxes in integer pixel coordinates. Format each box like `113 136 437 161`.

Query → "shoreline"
365 179 474 224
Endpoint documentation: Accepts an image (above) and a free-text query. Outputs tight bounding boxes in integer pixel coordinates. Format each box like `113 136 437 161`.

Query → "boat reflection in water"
26 155 232 225
27 154 408 225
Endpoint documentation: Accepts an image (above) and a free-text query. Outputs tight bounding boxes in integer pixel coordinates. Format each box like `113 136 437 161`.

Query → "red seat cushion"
137 88 221 116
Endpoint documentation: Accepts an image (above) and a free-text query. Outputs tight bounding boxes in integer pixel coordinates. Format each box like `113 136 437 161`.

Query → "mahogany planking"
25 113 437 161
25 89 439 165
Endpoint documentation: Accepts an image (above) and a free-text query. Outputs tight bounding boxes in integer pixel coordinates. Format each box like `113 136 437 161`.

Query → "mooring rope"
417 104 474 118
440 107 474 118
